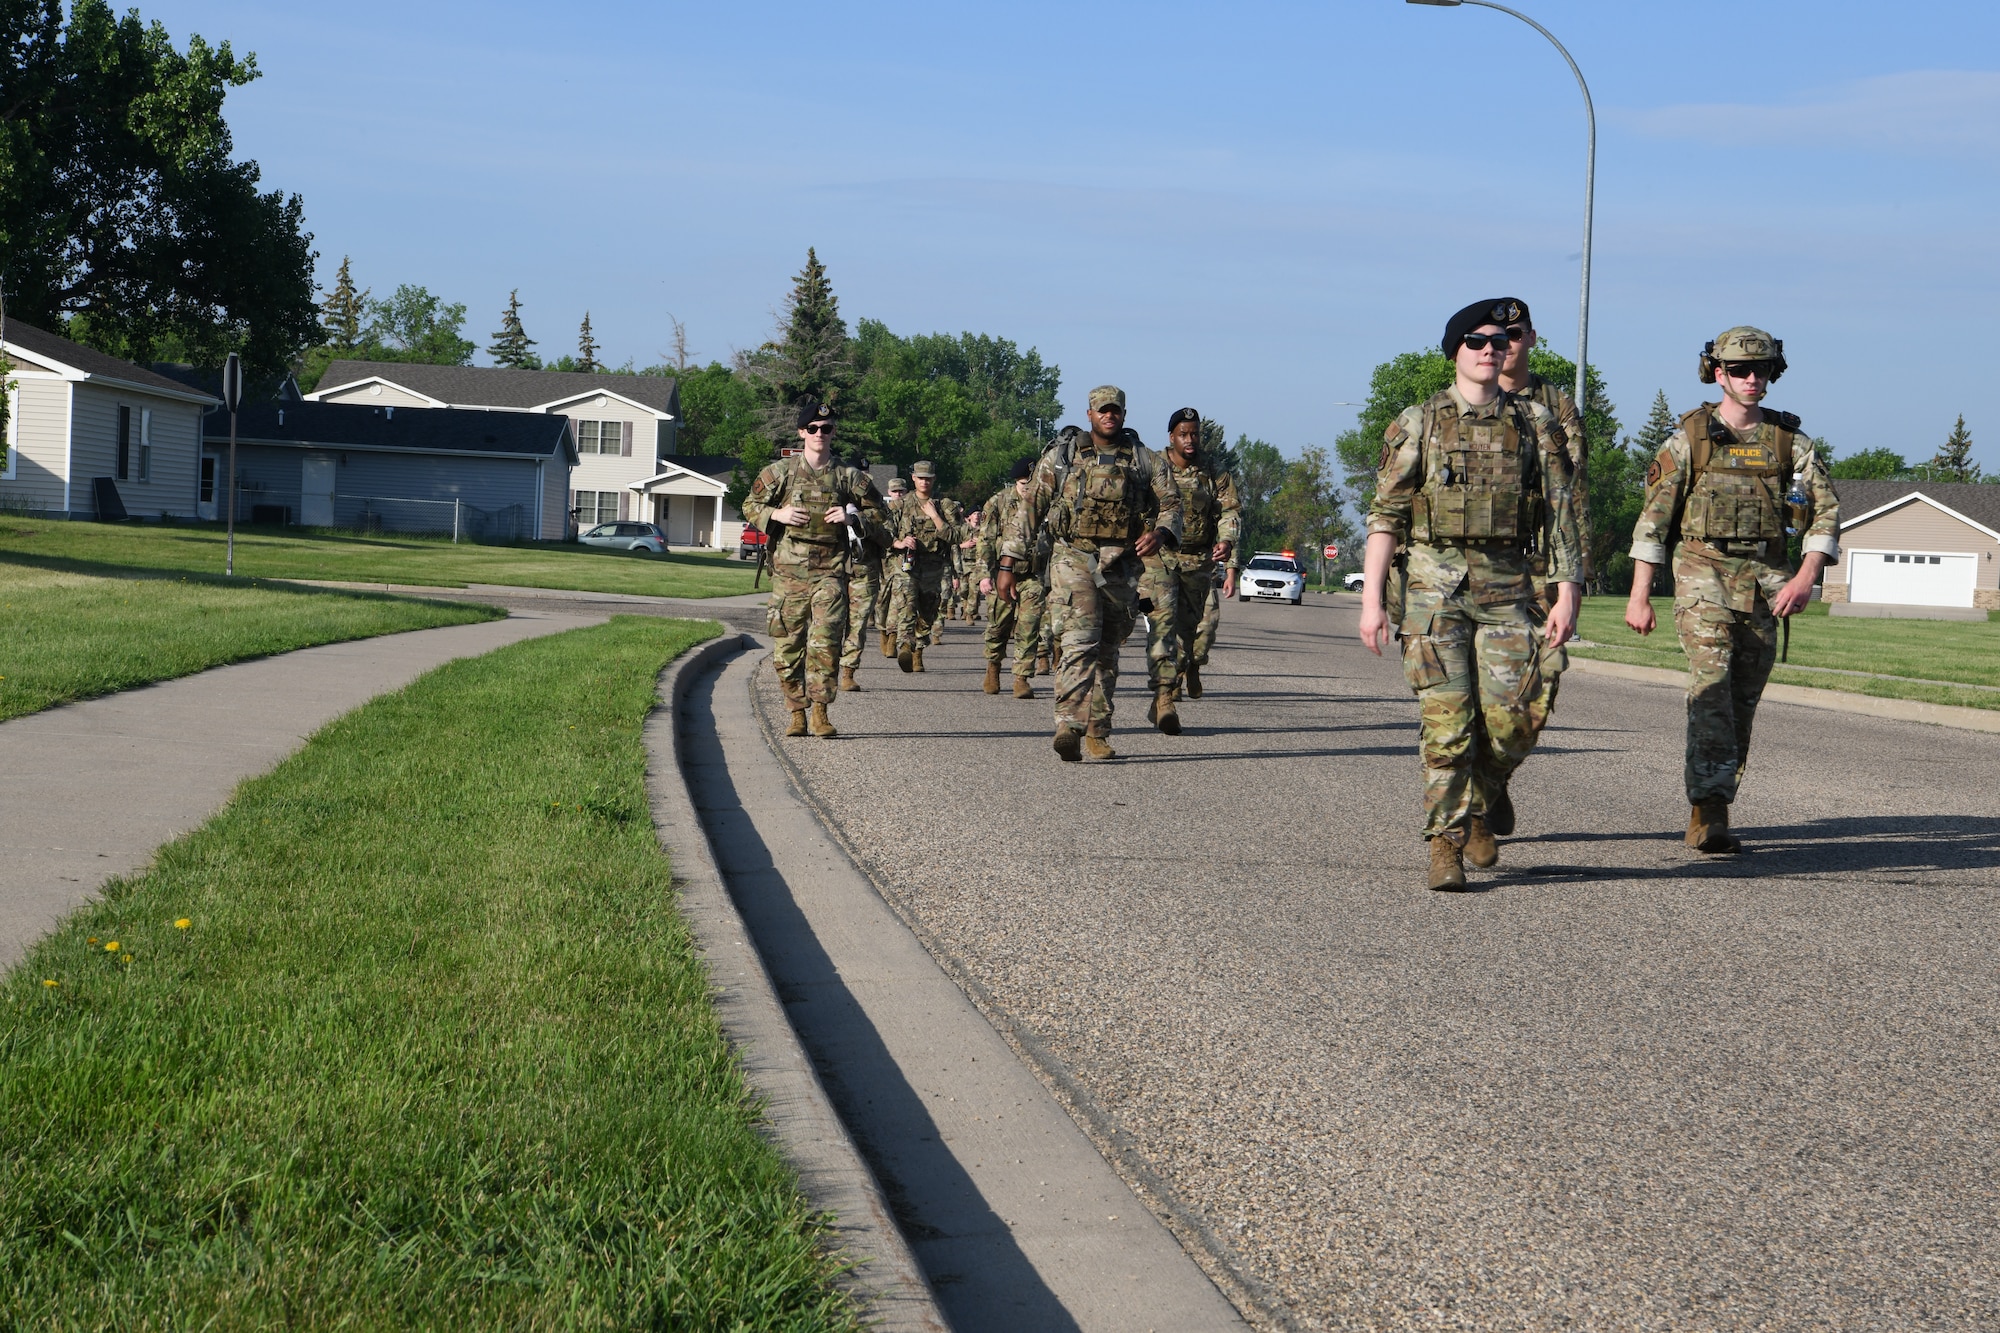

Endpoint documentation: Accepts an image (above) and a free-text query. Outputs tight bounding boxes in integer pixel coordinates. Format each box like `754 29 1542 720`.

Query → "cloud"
1627 71 2000 159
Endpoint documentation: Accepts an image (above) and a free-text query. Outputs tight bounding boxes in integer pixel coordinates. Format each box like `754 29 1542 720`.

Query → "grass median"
0 520 757 599
0 564 501 722
1573 596 2000 712
0 617 864 1330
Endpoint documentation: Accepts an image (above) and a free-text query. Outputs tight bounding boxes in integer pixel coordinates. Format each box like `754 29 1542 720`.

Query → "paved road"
761 596 1999 1331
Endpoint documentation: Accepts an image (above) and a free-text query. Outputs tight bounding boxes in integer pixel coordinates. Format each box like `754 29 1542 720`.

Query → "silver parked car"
579 521 666 554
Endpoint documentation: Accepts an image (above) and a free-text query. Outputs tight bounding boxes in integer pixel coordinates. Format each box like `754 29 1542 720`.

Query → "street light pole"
1406 0 1595 416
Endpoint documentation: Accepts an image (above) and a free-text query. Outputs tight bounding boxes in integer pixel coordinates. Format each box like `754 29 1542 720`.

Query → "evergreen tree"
487 290 538 368
1926 415 1981 482
576 312 600 373
1635 390 1675 455
771 247 852 410
320 257 367 353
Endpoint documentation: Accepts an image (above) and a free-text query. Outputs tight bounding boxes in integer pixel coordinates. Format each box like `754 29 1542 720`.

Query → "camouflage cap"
1699 325 1787 383
887 476 908 493
1088 385 1127 411
911 460 936 480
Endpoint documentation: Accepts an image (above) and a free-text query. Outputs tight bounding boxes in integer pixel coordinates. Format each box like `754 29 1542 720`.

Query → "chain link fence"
229 488 529 542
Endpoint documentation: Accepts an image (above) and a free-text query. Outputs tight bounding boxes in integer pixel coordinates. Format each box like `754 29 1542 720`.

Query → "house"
303 361 677 532
631 454 744 550
1824 480 2000 614
0 320 219 519
203 401 575 541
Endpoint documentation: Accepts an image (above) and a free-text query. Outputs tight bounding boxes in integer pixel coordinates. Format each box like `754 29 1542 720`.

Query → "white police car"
1243 552 1305 606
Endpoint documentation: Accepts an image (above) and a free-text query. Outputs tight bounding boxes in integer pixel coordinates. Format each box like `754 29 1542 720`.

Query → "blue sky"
148 0 2000 471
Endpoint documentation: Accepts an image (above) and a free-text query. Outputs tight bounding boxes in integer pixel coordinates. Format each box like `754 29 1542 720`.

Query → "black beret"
795 400 835 428
1442 298 1528 358
1009 456 1034 482
1166 407 1201 433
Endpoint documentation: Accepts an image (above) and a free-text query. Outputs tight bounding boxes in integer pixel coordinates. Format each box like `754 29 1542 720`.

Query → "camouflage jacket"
892 490 963 558
1000 429 1184 562
1367 385 1582 607
976 487 1019 579
1629 406 1841 613
1160 453 1243 565
1515 372 1591 577
740 455 887 556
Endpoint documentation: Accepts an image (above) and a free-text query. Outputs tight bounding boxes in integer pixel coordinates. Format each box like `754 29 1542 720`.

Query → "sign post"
221 352 243 576
1322 543 1339 592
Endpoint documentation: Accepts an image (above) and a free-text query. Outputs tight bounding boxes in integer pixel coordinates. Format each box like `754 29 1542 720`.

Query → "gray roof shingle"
204 401 575 461
1833 479 2000 536
313 360 678 414
1 319 220 402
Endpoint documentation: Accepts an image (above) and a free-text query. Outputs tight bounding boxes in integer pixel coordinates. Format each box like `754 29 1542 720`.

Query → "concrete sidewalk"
0 609 603 970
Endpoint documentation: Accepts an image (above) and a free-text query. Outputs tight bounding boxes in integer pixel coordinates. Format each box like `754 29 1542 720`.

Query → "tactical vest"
778 460 849 545
901 492 954 554
1679 404 1799 543
1408 397 1539 545
1172 462 1222 549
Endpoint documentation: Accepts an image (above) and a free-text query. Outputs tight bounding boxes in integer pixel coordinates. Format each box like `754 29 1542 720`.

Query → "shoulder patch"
1645 459 1662 487
1768 409 1803 431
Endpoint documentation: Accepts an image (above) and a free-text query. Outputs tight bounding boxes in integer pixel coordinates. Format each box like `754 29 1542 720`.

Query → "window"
116 405 131 480
199 456 216 504
576 419 625 455
138 408 152 482
573 490 619 525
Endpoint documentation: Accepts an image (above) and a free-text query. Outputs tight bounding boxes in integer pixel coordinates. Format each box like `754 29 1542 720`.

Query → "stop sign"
1322 544 1339 559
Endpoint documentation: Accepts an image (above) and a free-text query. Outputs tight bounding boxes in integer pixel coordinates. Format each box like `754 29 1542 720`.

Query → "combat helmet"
1698 326 1787 383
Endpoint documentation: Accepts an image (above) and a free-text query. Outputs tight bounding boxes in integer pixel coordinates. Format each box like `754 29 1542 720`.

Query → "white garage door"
1848 549 1977 607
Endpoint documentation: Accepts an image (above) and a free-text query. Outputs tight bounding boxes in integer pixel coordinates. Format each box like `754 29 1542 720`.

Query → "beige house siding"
0 374 71 513
1826 500 2000 609
317 380 440 409
69 383 205 519
562 395 661 505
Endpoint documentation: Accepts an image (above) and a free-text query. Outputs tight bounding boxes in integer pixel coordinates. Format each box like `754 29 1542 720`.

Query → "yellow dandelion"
42 979 58 988
174 918 191 930
104 941 119 952
87 937 99 945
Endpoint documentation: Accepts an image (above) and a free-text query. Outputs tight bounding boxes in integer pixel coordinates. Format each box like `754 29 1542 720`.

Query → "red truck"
737 526 768 561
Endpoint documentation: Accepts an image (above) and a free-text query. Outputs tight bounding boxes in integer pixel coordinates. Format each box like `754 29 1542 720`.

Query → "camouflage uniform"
1369 386 1582 841
1630 405 1839 806
1190 547 1244 669
892 489 961 651
741 456 887 710
840 531 887 673
1516 371 1588 600
1003 427 1185 738
1141 453 1242 690
980 485 1047 679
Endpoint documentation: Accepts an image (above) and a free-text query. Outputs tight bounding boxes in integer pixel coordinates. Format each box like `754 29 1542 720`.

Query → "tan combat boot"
1083 734 1115 760
1036 653 1052 676
1687 799 1741 854
1465 815 1499 869
897 644 914 673
1184 663 1203 700
838 666 860 692
1053 724 1084 763
1428 835 1469 891
785 709 808 738
1150 686 1181 736
808 701 837 738
983 662 1001 694
911 645 925 673
1013 674 1034 699
880 630 895 659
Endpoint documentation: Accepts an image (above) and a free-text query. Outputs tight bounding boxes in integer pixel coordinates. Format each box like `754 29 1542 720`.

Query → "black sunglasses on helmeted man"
1460 332 1512 351
1721 361 1773 380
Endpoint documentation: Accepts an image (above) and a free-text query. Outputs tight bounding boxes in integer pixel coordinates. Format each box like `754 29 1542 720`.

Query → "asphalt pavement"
759 594 1999 1331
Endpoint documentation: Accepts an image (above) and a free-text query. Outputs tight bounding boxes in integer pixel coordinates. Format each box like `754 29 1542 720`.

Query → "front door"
300 455 336 527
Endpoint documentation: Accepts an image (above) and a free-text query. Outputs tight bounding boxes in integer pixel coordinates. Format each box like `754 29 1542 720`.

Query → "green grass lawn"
0 519 759 599
1572 596 2000 711
0 564 502 722
0 617 864 1330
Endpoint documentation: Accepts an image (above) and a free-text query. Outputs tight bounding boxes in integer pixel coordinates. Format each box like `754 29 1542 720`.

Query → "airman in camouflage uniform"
951 511 984 623
1141 407 1242 730
1359 301 1583 890
1625 326 1839 853
838 474 894 692
978 457 1044 698
877 477 906 658
1186 548 1242 690
741 402 888 738
890 461 961 672
997 385 1184 762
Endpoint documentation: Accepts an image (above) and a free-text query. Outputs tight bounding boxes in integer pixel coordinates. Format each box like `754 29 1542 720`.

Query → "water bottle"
1785 472 1809 536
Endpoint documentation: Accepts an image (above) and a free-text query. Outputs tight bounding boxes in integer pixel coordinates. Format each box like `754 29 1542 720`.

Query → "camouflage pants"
1673 598 1778 805
767 546 849 709
897 555 948 650
1140 556 1216 689
985 576 1046 674
1398 596 1553 840
1191 574 1224 667
1048 543 1141 737
840 559 881 670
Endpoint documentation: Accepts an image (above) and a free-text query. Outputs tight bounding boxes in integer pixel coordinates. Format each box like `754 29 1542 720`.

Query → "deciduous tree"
362 285 474 365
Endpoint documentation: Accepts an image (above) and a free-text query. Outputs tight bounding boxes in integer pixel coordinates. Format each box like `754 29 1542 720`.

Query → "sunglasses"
1460 333 1513 351
1721 361 1772 380
801 422 835 435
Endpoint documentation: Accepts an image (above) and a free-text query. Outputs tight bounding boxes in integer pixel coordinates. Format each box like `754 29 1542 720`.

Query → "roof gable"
633 461 727 494
309 374 448 407
1833 479 2000 541
0 319 219 404
307 359 677 416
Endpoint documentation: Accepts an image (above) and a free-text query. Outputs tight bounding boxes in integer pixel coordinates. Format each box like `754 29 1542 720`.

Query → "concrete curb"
642 632 946 1332
1566 654 2000 733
